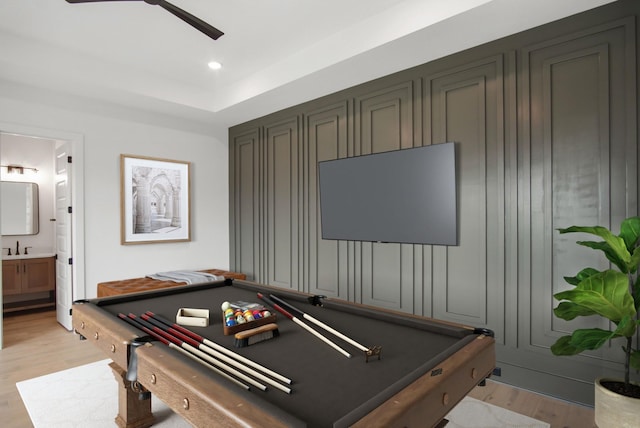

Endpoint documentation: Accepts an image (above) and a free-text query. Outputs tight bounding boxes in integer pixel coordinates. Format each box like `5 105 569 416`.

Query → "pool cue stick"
269 294 370 353
118 314 250 390
125 314 268 391
139 313 292 394
125 314 263 390
257 293 352 359
145 311 292 386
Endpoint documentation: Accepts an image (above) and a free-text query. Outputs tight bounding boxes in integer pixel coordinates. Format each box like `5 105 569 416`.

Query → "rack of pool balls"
221 300 277 335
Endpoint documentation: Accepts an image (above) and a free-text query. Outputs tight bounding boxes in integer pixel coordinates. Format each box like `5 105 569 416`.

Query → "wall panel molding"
264 116 301 289
354 80 417 311
520 17 637 370
305 102 350 298
229 127 261 280
427 55 506 342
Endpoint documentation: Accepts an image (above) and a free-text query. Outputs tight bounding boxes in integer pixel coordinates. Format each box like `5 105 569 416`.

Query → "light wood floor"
1 309 596 428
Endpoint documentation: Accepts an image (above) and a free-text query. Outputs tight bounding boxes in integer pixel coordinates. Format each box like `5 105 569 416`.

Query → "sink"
3 252 56 260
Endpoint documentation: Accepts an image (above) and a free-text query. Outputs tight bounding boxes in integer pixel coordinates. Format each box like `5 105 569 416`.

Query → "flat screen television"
318 142 457 245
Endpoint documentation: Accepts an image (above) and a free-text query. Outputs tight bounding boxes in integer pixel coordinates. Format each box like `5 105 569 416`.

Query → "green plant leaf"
620 217 640 251
553 270 636 327
630 246 640 275
559 224 631 271
555 218 640 382
569 328 618 350
553 301 597 320
576 240 628 273
563 267 601 286
612 315 637 340
551 335 583 356
563 276 580 286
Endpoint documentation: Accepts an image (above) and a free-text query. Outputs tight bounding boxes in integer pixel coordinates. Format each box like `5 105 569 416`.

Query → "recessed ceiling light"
208 61 222 70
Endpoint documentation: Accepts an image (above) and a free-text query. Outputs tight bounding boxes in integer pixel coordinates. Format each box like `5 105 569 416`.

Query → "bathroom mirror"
1 181 39 235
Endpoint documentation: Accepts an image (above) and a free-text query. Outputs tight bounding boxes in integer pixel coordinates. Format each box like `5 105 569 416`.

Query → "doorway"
0 124 84 348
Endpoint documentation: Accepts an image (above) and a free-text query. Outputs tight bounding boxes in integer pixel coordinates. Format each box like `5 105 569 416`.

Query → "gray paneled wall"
355 81 417 314
264 117 301 290
428 55 506 339
229 0 639 405
305 102 350 300
508 13 639 403
230 128 261 279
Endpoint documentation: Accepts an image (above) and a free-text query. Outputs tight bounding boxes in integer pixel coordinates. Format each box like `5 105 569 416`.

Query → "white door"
55 143 73 330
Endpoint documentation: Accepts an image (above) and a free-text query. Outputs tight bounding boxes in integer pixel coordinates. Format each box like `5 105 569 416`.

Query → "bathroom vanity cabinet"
2 256 55 312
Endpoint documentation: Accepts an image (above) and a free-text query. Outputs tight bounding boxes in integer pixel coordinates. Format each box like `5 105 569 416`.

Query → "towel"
146 270 225 284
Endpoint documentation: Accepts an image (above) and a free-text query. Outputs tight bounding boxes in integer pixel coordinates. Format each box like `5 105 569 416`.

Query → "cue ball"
221 301 231 311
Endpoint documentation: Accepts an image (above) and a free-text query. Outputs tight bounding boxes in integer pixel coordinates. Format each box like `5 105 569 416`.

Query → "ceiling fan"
65 0 224 40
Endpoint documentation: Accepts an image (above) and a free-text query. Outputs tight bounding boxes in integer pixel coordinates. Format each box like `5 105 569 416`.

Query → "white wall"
0 82 229 299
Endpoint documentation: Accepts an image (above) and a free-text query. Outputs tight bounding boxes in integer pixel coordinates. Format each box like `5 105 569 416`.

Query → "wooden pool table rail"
353 334 494 427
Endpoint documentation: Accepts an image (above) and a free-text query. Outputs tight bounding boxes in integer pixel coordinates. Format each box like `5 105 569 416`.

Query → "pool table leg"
109 362 155 428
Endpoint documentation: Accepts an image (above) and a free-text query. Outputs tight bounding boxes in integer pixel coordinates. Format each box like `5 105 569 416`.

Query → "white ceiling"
0 0 616 129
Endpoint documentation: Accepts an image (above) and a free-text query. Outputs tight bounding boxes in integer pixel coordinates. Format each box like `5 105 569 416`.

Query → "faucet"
24 246 31 255
2 247 10 256
16 240 19 256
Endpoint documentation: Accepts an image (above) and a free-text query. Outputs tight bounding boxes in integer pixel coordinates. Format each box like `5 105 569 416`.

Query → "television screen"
318 142 457 245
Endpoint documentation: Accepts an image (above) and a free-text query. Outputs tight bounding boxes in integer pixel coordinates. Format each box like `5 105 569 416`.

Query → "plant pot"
594 377 640 428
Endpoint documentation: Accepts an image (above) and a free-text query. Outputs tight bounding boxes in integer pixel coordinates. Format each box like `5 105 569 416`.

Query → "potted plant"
551 216 640 427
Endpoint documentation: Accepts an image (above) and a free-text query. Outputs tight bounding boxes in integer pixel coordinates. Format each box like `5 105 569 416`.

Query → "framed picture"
120 154 191 244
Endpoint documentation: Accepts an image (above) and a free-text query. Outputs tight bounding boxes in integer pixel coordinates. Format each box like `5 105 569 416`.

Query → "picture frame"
120 154 191 244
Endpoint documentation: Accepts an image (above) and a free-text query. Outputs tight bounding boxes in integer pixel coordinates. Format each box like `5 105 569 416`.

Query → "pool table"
72 279 495 428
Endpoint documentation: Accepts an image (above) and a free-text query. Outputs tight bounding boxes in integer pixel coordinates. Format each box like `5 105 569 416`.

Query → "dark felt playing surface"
95 279 477 427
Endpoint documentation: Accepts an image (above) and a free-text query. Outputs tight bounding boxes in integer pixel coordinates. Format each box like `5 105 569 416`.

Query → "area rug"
17 359 549 427
17 360 188 428
444 396 549 428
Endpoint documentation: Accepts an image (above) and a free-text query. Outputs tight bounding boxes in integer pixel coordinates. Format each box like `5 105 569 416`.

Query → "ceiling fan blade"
66 1 142 3
158 1 224 40
65 0 224 41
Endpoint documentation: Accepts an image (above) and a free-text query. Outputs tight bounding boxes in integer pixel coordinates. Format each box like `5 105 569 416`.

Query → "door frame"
0 123 84 346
